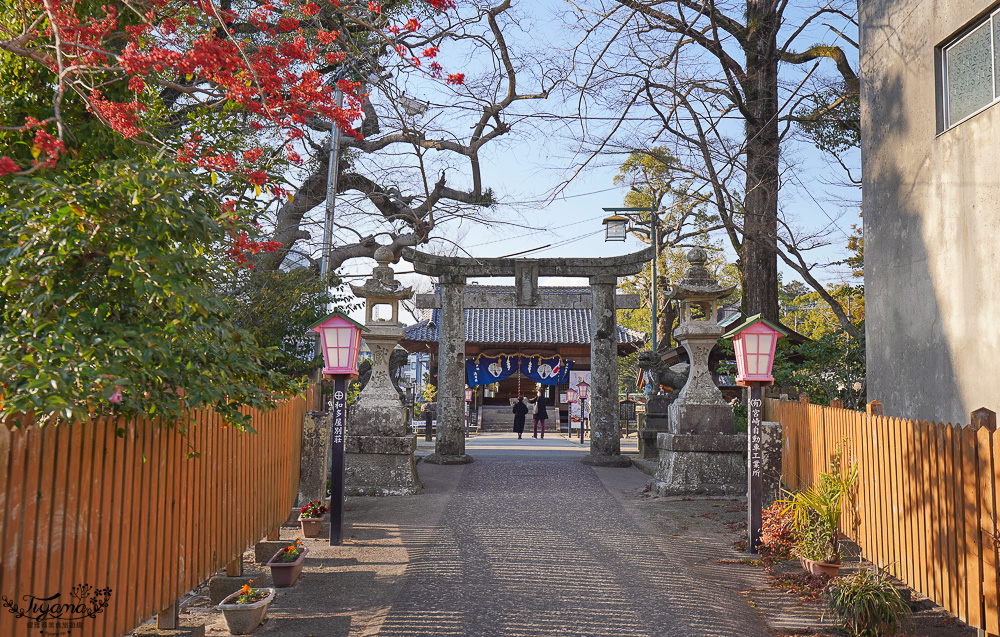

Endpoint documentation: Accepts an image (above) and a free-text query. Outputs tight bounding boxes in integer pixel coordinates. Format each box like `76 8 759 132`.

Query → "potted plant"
299 499 328 538
218 580 275 635
780 449 858 576
266 540 308 587
827 566 912 636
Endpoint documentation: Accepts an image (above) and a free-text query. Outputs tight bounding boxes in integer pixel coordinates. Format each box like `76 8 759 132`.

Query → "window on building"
942 8 1000 128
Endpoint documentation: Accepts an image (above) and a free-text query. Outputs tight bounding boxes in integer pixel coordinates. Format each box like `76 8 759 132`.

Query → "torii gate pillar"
424 273 472 464
581 276 632 466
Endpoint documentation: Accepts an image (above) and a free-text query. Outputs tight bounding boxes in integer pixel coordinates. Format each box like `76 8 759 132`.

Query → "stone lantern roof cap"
350 245 413 300
667 247 737 301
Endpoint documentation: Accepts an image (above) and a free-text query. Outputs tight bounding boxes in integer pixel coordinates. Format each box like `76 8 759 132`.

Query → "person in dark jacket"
528 388 549 439
512 397 529 439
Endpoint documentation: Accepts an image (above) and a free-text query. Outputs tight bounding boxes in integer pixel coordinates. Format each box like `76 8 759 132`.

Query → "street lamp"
602 215 629 241
576 379 591 444
723 313 788 554
310 310 365 375
308 309 365 545
602 207 660 351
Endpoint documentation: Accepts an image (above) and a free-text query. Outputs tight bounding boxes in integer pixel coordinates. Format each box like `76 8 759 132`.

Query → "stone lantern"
345 246 421 495
650 248 745 496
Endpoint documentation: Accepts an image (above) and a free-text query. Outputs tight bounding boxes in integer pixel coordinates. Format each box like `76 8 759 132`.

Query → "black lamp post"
723 314 788 554
603 207 660 352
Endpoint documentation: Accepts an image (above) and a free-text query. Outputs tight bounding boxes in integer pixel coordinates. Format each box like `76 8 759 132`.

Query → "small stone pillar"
346 246 422 494
761 421 783 508
652 248 745 495
425 273 472 464
581 276 631 467
298 410 332 505
638 394 671 459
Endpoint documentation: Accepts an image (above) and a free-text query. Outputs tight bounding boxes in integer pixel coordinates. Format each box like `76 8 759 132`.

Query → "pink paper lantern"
723 314 789 386
577 380 590 400
309 311 365 376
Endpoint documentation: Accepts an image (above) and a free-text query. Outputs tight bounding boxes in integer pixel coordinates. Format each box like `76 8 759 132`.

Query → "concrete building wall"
862 0 1000 424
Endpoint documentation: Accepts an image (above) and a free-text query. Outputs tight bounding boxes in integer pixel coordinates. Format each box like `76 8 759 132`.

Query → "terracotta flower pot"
299 515 323 538
807 559 842 578
266 546 309 587
218 588 275 635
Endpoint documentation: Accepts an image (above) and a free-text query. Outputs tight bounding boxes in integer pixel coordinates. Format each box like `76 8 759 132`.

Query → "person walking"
512 397 528 439
528 388 549 439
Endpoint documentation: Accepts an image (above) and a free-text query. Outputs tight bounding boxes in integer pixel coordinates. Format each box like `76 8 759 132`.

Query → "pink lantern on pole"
465 388 473 402
309 310 366 376
577 379 590 400
723 314 789 387
566 388 578 403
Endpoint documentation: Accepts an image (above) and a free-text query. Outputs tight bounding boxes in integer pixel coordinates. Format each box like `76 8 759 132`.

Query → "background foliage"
0 161 301 428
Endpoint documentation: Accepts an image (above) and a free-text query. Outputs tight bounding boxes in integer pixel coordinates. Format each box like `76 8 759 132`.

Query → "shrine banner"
519 355 573 386
465 355 574 387
466 354 520 387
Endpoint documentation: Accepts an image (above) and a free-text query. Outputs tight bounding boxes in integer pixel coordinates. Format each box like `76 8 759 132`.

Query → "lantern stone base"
345 434 422 496
649 432 747 496
422 453 474 465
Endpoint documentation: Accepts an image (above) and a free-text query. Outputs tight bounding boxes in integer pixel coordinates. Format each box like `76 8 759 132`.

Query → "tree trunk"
657 296 675 352
741 0 781 322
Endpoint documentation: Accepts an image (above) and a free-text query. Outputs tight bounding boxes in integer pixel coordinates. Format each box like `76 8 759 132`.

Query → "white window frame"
942 8 1000 129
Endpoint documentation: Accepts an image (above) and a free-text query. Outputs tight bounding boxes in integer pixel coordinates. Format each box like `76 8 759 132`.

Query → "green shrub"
827 567 911 636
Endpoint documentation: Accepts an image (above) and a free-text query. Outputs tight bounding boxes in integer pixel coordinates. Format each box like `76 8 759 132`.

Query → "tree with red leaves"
1 0 551 273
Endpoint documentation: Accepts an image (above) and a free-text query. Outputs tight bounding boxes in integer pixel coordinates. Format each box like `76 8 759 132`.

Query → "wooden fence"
0 387 313 637
766 398 1000 635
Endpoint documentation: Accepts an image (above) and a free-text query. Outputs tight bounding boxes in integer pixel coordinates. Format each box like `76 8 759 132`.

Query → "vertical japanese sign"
330 376 347 546
748 385 763 554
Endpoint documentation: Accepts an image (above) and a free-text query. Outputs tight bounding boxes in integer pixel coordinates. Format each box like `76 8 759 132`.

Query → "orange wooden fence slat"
962 423 984 628
0 423 15 637
980 426 999 635
942 423 959 616
17 427 44 637
952 422 969 623
884 417 899 581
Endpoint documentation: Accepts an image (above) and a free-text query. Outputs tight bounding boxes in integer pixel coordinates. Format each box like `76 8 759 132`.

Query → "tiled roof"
403 308 645 345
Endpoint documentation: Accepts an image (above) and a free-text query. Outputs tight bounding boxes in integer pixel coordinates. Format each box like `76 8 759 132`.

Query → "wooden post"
867 400 884 416
330 375 348 545
266 528 280 541
748 384 764 554
226 557 243 577
156 602 178 630
830 398 844 409
972 407 997 432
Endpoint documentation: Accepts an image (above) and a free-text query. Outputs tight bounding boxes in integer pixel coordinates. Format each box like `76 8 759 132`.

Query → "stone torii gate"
403 247 654 467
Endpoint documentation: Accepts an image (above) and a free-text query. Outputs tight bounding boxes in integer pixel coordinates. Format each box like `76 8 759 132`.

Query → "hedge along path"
765 398 1000 636
0 389 309 637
